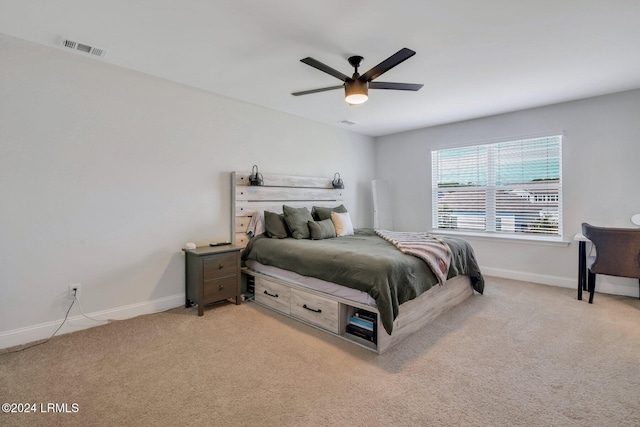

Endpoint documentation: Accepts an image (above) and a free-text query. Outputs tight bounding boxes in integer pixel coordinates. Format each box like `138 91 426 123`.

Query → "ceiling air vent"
340 120 357 126
60 38 108 58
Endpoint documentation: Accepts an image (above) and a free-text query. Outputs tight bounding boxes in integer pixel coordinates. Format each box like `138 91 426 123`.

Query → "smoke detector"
60 38 108 58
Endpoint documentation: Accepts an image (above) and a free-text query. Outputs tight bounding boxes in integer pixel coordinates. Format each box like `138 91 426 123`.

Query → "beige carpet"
1 276 639 427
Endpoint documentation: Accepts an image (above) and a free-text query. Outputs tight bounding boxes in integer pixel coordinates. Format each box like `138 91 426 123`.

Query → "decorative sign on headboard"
231 171 345 247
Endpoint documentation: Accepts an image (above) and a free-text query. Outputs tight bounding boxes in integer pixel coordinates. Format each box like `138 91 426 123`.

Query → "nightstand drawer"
203 275 238 304
255 277 291 315
203 253 238 280
290 288 339 334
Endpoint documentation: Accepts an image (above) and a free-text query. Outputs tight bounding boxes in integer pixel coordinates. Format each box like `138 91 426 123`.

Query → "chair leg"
587 270 596 304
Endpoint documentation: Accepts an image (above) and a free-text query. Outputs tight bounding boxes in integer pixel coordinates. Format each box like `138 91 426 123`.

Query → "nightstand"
184 245 242 315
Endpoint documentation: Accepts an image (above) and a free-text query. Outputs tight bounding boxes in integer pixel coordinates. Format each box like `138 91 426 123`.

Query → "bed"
232 171 484 353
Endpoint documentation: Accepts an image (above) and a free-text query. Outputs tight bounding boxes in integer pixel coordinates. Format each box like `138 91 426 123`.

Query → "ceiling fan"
292 48 423 105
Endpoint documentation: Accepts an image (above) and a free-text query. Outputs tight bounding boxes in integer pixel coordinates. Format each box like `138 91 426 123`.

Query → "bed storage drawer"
255 277 291 315
290 288 339 334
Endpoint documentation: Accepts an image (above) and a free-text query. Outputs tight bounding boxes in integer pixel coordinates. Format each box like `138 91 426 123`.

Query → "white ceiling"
2 0 640 137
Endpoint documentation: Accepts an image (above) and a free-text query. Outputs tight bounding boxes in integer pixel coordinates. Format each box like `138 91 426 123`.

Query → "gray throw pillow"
283 205 314 239
264 211 289 239
308 219 337 240
311 204 348 221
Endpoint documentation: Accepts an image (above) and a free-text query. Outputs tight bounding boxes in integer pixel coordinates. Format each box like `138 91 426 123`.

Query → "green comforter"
241 229 484 335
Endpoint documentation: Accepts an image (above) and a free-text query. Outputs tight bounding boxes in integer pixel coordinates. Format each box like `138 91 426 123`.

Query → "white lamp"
631 213 640 226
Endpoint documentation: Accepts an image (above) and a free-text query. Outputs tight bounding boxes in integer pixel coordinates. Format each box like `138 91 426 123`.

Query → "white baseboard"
0 293 185 350
481 267 576 288
482 266 639 298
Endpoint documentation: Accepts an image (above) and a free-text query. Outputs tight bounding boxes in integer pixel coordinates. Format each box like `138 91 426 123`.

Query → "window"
431 135 562 239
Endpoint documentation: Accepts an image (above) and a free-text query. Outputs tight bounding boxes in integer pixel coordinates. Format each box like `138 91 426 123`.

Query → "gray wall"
0 34 375 346
375 89 640 295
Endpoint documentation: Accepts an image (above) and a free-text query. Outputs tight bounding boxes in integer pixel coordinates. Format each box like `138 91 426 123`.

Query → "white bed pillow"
331 211 354 237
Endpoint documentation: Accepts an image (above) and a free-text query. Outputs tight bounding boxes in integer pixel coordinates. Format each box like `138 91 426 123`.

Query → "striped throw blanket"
375 230 452 286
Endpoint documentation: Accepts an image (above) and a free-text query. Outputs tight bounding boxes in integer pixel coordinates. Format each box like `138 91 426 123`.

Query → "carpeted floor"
1 276 639 427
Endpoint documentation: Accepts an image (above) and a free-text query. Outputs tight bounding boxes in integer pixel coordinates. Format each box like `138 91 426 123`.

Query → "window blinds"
431 135 562 238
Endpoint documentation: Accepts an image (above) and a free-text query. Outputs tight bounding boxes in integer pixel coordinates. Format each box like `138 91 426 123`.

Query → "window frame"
430 134 564 242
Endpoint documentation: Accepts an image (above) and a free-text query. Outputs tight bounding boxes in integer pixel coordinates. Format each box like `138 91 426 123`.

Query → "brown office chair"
581 223 640 303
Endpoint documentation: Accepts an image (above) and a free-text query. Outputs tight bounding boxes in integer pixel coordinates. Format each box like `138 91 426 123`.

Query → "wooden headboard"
231 171 345 247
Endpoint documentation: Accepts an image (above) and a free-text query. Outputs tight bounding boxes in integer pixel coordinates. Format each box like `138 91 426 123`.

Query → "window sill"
431 229 571 247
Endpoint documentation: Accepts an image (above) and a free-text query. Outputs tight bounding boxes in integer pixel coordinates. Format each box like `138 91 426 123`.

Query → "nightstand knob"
219 264 224 269
219 284 224 290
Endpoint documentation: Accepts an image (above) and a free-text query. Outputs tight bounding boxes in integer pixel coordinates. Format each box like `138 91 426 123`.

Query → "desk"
574 232 590 300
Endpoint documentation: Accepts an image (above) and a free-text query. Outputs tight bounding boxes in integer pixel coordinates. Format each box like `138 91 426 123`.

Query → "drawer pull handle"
219 284 224 290
219 264 224 269
264 290 278 298
303 304 322 313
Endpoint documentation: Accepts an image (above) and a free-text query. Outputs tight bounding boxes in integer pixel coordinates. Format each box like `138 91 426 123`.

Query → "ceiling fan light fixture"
293 48 421 104
345 79 368 105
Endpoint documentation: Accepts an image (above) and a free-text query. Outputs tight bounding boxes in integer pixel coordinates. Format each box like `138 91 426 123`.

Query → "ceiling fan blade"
291 85 344 96
369 82 424 91
300 57 350 82
360 48 417 82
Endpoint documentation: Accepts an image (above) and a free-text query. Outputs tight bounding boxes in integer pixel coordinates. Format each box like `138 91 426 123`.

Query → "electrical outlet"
68 284 80 299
